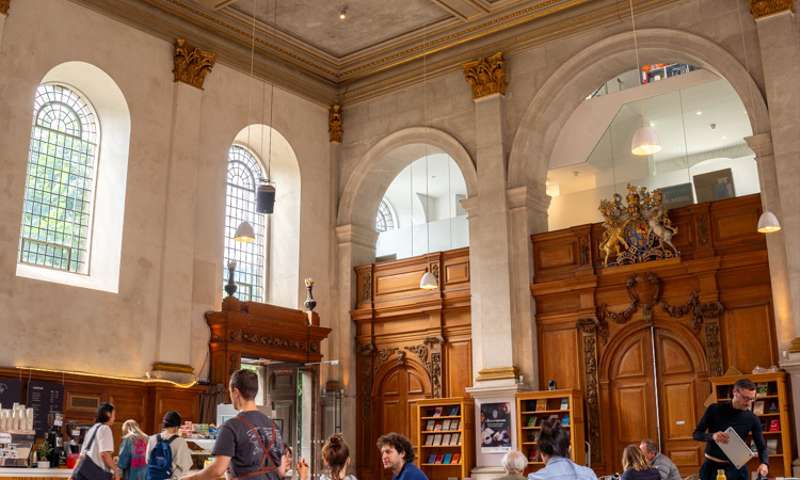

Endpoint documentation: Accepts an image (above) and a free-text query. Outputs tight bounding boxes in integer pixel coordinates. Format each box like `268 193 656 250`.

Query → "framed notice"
479 401 511 453
27 380 64 435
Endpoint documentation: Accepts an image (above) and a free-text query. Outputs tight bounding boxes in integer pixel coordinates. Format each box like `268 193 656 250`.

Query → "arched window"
376 199 397 233
19 83 99 274
224 145 266 301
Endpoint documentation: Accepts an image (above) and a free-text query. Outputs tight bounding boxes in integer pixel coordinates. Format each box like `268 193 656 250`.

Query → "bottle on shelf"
716 469 726 480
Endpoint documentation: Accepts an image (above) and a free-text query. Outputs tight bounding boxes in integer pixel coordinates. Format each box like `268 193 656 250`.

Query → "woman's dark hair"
230 369 259 400
376 432 415 464
536 415 570 457
95 403 115 424
323 433 350 479
162 410 182 429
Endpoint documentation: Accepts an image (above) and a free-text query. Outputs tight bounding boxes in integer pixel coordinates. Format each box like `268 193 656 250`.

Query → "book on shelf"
527 446 539 461
434 454 444 464
536 399 547 411
427 453 436 464
442 453 453 465
450 432 460 446
433 407 444 417
433 434 443 446
425 420 436 431
442 419 452 430
451 453 461 465
449 406 460 416
766 400 778 413
756 383 769 396
753 401 765 415
434 421 443 431
450 419 460 430
425 434 434 446
769 419 780 432
561 414 570 427
766 439 778 455
442 433 452 446
560 398 569 410
527 416 536 427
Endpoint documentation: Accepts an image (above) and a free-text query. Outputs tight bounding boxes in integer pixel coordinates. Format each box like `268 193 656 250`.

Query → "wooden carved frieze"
597 272 661 331
173 38 216 89
577 318 602 463
405 336 444 397
359 270 372 304
357 342 376 422
229 329 314 353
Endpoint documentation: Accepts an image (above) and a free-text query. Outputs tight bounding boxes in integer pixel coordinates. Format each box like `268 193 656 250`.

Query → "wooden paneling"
539 328 580 389
376 270 425 295
723 304 775 373
445 339 472 398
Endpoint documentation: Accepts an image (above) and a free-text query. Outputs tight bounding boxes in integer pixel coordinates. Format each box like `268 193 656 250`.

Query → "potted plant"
36 439 51 469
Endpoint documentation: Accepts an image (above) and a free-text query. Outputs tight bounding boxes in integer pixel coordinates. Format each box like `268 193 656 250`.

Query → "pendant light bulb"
631 125 662 156
234 221 256 243
757 211 781 234
420 271 438 290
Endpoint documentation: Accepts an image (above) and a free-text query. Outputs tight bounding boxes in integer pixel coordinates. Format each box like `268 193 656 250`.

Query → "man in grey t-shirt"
640 439 681 480
184 370 286 480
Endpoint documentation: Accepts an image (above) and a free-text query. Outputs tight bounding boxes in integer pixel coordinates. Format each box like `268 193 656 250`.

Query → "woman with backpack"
145 411 192 480
118 420 148 480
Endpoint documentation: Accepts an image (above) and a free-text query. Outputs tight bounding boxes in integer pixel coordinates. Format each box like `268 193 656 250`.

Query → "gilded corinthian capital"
173 38 216 90
329 103 343 143
463 52 507 100
750 0 794 19
0 0 10 15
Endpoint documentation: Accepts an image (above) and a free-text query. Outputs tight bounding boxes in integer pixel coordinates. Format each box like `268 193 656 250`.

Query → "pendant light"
419 34 438 291
757 211 782 233
235 220 256 243
628 0 662 157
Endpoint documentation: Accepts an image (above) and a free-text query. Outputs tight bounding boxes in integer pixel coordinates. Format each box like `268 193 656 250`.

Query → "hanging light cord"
246 0 257 154
266 0 277 182
628 0 641 79
423 24 431 255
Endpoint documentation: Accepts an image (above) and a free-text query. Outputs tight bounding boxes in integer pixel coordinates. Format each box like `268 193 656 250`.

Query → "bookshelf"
415 397 474 480
515 389 585 475
709 372 792 477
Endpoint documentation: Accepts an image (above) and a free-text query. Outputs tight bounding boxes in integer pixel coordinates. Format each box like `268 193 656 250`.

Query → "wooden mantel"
205 297 331 385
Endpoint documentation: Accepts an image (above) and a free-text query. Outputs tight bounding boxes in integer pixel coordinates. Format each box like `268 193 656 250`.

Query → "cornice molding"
750 0 794 20
173 37 216 89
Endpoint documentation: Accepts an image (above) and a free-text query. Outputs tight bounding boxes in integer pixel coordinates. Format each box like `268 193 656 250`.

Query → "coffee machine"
45 413 64 467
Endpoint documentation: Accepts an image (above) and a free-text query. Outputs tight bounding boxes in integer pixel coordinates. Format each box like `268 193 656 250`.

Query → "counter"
0 467 73 479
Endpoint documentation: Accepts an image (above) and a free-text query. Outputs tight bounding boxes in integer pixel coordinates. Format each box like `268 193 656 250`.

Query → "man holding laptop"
693 379 768 480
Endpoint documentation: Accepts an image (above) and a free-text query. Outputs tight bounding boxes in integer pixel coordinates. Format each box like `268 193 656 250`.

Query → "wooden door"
608 327 659 469
654 327 706 475
372 365 429 479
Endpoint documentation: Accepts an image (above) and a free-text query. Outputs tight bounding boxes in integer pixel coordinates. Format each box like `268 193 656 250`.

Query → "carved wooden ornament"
463 52 507 99
173 38 216 90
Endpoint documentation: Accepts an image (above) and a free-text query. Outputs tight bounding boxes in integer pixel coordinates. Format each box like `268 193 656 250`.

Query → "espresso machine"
45 413 64 467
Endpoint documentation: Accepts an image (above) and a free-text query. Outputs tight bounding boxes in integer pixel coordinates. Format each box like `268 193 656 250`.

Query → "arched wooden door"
372 363 431 479
605 323 708 474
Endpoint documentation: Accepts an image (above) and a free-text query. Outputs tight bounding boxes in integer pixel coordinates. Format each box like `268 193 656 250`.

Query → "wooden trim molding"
750 0 794 19
174 37 216 89
577 318 602 464
475 366 518 381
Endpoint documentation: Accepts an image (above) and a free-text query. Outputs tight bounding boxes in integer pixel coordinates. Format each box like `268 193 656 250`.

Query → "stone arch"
508 28 770 189
337 126 478 228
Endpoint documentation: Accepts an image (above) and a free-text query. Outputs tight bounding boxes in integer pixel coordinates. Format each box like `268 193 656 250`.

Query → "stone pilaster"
334 223 378 465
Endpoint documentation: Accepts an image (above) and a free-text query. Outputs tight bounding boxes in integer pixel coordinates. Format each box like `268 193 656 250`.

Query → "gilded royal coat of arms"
599 185 679 267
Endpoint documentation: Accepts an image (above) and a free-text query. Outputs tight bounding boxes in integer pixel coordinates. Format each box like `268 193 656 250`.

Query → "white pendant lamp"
234 221 256 243
631 125 662 156
757 211 781 234
420 271 438 290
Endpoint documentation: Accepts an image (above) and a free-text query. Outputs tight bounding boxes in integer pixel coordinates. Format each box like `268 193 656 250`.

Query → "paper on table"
715 427 757 469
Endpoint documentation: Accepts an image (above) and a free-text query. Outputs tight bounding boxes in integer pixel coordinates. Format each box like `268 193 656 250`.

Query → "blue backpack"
146 435 177 480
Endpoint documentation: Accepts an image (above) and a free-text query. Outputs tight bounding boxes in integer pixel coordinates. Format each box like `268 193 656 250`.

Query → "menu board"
0 378 22 408
26 380 64 435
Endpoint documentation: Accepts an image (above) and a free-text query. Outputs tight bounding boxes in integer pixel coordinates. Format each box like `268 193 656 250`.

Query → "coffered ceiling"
69 0 680 104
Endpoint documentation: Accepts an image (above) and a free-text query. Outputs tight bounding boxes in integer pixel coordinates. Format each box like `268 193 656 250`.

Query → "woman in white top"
80 403 119 480
145 411 193 480
297 433 357 480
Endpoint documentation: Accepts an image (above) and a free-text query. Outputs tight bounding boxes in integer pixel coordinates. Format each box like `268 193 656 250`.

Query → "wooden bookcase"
709 372 792 477
415 397 474 480
515 389 585 475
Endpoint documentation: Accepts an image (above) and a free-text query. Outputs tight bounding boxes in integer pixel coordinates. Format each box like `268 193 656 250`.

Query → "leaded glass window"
224 145 266 301
376 199 396 233
19 83 99 273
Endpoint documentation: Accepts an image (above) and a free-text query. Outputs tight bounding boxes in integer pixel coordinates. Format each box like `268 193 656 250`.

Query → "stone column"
151 39 215 383
463 52 532 480
334 223 377 464
0 1 9 49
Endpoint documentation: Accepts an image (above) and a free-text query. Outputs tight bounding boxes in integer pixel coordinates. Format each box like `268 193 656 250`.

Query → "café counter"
0 468 73 479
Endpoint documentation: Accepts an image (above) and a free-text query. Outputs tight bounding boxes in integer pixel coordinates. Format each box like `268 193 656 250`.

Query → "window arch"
19 83 99 274
376 199 397 233
224 145 266 301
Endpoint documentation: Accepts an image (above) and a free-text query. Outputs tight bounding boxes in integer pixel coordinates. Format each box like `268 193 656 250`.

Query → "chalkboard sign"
27 380 64 435
0 378 22 408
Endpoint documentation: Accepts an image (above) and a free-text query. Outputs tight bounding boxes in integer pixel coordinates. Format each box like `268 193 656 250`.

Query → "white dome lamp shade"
234 221 256 243
757 211 782 234
631 126 662 156
420 270 439 290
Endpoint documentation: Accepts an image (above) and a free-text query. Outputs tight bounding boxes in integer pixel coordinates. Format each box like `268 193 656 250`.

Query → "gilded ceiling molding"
750 0 794 19
173 38 216 90
463 52 507 100
329 104 343 144
0 0 9 15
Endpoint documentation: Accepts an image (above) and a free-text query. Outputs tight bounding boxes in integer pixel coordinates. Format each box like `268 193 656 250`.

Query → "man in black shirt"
693 378 767 480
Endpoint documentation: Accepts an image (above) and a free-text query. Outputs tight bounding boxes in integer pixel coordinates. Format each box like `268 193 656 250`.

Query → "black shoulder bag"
72 424 114 480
